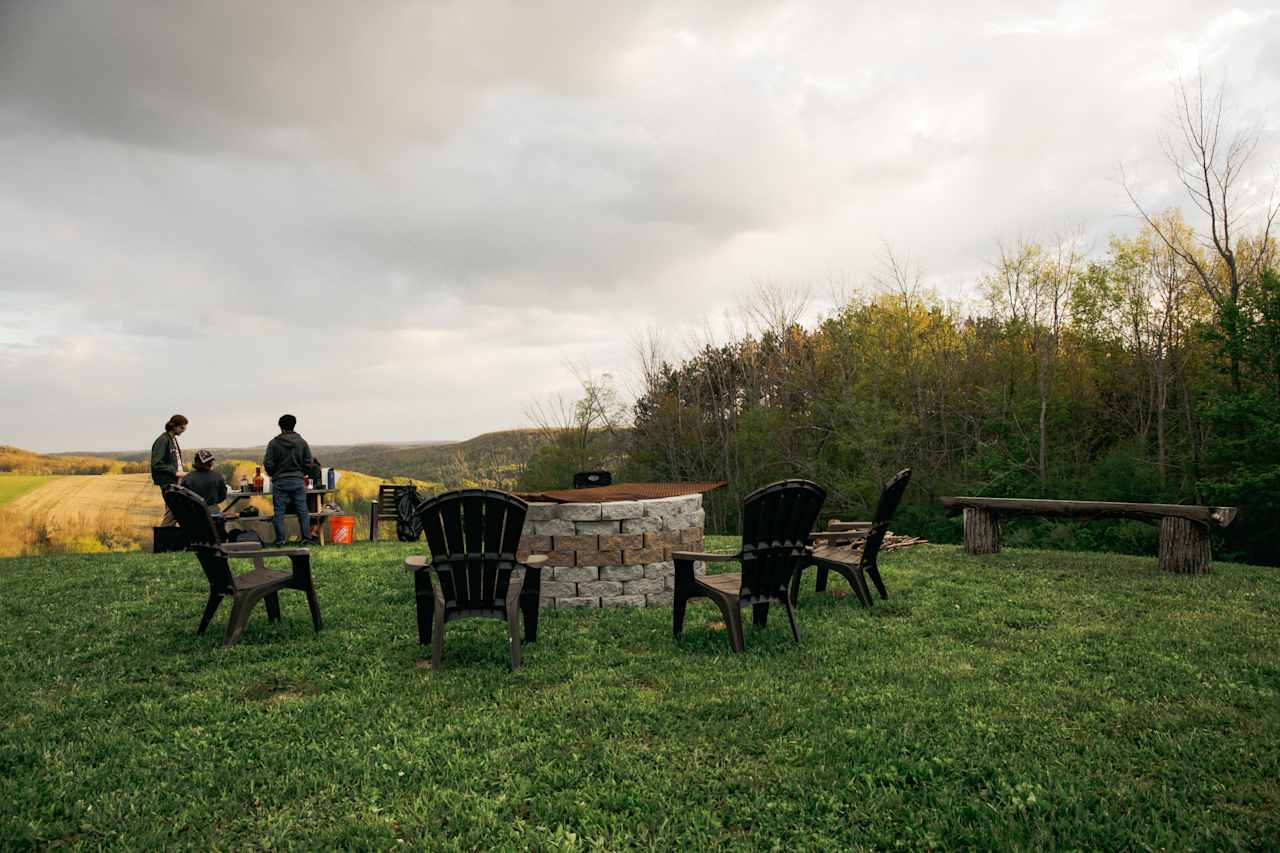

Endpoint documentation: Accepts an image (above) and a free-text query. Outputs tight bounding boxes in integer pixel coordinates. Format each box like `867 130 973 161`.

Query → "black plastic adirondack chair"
404 489 546 671
671 479 826 653
792 468 912 607
163 485 322 647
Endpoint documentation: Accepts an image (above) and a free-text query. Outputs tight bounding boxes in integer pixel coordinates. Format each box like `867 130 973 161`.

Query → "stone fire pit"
516 494 708 609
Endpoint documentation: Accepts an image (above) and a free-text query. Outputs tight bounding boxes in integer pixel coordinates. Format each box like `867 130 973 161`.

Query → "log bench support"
1158 517 1212 575
941 497 1235 575
963 507 1001 555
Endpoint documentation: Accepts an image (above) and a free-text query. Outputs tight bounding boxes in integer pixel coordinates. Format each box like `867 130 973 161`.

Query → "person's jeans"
272 480 311 544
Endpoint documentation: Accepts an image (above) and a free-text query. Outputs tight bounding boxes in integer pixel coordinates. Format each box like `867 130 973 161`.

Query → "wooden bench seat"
940 496 1237 574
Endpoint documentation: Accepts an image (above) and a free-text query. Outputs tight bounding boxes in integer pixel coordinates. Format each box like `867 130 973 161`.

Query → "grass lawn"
1 539 1277 849
0 474 54 507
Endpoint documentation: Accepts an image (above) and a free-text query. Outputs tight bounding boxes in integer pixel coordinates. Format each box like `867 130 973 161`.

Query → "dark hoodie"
263 430 315 484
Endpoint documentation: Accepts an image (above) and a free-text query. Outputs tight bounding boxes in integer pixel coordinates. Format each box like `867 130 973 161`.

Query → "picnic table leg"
963 507 1001 555
1159 517 1212 574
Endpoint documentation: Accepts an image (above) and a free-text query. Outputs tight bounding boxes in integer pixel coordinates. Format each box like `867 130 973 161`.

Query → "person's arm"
263 440 278 477
150 434 176 478
301 440 317 479
215 474 228 504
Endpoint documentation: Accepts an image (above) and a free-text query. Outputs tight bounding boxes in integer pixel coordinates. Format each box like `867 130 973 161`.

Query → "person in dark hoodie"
263 414 316 545
150 414 188 526
182 449 228 509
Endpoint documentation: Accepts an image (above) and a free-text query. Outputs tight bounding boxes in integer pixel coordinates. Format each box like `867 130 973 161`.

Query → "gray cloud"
2 0 1278 451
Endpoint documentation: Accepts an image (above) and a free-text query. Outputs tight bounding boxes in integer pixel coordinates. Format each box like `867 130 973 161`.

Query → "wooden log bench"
939 497 1237 575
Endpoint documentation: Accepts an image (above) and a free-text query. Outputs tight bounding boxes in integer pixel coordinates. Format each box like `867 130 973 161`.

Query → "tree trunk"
963 507 1001 555
1159 517 1212 574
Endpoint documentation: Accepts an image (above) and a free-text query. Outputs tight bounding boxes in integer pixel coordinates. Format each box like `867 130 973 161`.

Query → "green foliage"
1 543 1278 847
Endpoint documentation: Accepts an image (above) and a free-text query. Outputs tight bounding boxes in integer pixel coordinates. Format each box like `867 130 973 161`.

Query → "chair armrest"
404 555 429 572
223 547 310 559
220 541 262 552
827 520 872 532
670 550 740 562
521 554 548 566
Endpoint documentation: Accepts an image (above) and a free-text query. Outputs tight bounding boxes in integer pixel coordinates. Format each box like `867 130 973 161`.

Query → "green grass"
1 540 1278 849
0 474 53 506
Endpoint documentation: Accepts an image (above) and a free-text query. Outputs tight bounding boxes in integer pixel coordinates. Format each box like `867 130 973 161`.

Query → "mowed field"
0 474 161 555
0 475 54 506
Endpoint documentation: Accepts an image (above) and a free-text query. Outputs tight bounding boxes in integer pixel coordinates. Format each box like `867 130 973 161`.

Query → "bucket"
329 515 355 544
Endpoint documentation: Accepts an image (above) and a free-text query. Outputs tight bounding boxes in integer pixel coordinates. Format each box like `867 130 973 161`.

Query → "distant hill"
63 430 552 490
0 446 146 476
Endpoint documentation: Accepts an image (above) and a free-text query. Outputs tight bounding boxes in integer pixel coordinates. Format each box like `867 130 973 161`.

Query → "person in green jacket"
151 414 188 526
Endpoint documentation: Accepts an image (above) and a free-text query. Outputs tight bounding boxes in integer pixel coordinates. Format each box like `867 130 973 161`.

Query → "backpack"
395 485 423 542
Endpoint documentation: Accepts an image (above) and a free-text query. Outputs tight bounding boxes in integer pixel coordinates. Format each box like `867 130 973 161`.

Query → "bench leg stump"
1159 517 1212 574
963 507 1000 555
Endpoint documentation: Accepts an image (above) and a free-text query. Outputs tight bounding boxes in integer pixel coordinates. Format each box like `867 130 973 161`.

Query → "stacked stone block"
517 494 707 609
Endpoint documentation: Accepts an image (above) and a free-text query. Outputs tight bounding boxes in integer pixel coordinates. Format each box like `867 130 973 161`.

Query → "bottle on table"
253 467 264 493
304 475 311 490
239 474 249 493
327 467 336 490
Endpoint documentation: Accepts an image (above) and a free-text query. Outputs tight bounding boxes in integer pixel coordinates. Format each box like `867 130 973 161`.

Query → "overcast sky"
1 1 1277 453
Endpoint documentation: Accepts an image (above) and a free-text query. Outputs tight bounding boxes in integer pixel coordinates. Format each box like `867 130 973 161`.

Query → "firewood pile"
808 529 928 560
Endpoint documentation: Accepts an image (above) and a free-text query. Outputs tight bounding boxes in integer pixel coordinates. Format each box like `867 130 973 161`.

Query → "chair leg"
709 593 745 653
851 568 874 608
223 595 257 647
414 571 434 645
521 568 541 643
305 585 323 632
369 506 379 541
782 595 801 643
789 568 804 607
507 608 522 671
431 608 445 670
673 588 689 638
752 602 769 628
197 593 222 635
866 562 888 599
816 564 830 593
264 592 282 623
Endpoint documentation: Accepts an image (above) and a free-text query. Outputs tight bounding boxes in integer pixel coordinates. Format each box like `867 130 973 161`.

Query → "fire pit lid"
513 481 726 504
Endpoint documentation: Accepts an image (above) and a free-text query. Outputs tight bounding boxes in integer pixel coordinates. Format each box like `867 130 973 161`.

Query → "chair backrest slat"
739 480 825 598
862 469 912 565
378 484 413 514
416 489 529 614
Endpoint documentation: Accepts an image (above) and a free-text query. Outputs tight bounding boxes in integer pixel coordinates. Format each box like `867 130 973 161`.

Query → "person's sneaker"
301 538 320 546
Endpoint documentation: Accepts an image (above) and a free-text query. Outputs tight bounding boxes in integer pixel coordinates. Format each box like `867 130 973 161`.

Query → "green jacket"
263 431 316 484
150 432 181 486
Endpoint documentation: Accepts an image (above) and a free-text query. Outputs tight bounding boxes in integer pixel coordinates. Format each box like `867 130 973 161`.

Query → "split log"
1159 517 1212 574
963 507 1000 555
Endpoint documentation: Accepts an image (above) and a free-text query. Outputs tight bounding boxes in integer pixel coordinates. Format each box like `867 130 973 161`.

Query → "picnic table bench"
940 497 1238 574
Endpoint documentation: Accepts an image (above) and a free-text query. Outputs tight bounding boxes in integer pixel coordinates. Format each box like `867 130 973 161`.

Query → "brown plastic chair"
672 479 826 653
404 489 546 671
163 486 322 647
792 468 912 607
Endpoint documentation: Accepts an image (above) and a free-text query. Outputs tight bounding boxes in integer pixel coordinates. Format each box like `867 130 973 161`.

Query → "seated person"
182 450 231 515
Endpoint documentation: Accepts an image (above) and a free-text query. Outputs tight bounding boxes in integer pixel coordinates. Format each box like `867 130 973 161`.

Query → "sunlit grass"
1 540 1277 848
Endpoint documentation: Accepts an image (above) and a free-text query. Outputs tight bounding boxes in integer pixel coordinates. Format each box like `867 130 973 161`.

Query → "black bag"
395 485 423 542
229 529 265 546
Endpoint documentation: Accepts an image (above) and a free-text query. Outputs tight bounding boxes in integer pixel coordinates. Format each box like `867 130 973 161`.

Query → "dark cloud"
1 0 1277 450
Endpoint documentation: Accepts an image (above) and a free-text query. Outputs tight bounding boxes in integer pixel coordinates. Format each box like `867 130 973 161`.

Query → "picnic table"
223 486 341 544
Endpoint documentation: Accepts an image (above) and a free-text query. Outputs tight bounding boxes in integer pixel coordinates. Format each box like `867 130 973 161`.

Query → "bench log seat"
940 497 1237 575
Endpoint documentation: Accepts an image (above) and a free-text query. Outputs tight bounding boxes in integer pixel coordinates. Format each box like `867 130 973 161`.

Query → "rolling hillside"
76 429 551 490
0 446 146 476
